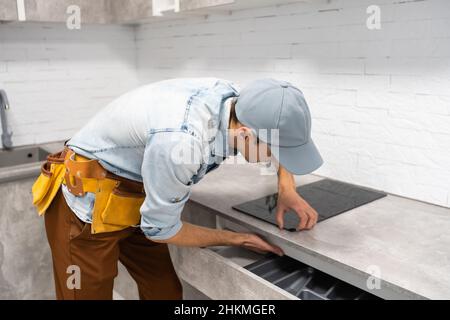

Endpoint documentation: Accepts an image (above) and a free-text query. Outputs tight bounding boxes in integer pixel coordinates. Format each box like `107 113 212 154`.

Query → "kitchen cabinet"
0 0 237 24
0 0 19 21
170 203 296 300
180 0 235 12
178 161 450 300
171 245 297 300
111 0 235 23
172 203 384 300
24 0 110 24
109 0 153 24
0 0 110 24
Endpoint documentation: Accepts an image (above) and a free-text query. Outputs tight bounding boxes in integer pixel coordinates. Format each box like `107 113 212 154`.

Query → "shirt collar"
213 98 236 158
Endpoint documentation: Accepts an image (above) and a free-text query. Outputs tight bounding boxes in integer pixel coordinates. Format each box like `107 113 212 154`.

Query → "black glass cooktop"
232 179 387 231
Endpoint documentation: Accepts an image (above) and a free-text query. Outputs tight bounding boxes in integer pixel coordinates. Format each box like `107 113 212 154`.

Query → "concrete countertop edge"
0 163 41 183
188 199 429 300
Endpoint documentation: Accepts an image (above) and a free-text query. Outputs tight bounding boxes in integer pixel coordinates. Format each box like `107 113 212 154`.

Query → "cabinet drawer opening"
245 254 382 300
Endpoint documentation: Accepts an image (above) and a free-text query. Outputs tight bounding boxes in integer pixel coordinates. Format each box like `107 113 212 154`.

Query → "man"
35 78 323 300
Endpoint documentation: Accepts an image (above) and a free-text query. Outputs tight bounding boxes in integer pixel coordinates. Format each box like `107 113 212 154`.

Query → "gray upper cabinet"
108 0 153 24
0 0 111 24
0 0 19 21
25 0 111 24
180 0 235 12
0 0 237 24
110 0 236 24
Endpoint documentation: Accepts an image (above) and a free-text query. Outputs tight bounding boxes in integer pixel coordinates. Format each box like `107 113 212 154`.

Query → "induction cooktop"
232 179 387 231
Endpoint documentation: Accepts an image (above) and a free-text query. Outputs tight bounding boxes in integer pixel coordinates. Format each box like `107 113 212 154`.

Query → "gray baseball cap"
235 79 323 175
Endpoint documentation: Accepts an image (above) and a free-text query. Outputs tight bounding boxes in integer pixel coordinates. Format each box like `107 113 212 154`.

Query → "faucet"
0 90 13 150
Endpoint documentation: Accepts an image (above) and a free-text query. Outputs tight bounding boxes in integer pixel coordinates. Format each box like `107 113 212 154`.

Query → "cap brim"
270 139 323 175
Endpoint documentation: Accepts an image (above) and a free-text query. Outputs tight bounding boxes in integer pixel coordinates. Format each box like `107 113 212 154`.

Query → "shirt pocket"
191 162 208 184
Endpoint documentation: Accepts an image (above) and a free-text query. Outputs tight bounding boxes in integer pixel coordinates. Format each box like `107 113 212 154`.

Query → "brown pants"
44 189 183 300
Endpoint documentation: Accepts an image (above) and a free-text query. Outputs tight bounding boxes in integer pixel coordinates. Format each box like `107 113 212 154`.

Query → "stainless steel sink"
0 146 49 169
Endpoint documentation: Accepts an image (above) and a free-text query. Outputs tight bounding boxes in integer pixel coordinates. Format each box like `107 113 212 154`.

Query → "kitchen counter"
0 141 65 183
0 141 66 299
3 143 448 299
187 159 450 300
0 140 140 300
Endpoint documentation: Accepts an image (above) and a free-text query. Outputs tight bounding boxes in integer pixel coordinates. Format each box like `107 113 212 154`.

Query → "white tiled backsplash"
1 0 449 207
0 23 139 146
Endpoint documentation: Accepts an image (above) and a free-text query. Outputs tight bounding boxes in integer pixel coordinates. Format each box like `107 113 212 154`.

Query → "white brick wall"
135 0 450 207
1 1 449 208
0 22 139 146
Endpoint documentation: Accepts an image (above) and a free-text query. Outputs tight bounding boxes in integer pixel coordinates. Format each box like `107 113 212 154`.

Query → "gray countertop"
189 158 450 300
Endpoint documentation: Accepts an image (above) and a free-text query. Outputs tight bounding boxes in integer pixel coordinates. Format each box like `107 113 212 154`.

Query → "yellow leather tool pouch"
32 155 66 216
90 180 145 234
33 148 146 235
101 189 144 226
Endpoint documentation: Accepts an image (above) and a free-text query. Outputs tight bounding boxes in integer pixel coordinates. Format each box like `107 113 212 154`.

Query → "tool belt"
32 148 145 234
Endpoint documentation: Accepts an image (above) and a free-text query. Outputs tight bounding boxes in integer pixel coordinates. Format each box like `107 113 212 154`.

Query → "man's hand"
276 164 318 231
238 233 284 256
276 188 318 231
153 223 284 256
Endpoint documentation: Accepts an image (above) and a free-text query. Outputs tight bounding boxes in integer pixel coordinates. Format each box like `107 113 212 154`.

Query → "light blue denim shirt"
63 78 239 240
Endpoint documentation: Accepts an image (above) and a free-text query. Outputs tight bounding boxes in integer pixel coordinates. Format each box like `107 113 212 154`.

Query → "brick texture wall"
0 22 139 146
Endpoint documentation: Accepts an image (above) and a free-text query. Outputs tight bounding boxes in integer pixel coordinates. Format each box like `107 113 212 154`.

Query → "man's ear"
233 127 252 152
234 127 249 141
237 127 253 139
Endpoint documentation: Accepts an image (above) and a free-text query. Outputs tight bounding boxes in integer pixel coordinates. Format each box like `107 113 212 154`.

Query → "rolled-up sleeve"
140 131 202 241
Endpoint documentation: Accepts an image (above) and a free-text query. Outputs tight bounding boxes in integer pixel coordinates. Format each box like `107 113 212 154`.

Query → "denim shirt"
63 78 240 240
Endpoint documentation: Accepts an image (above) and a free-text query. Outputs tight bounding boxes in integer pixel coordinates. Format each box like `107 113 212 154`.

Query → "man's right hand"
237 233 284 256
